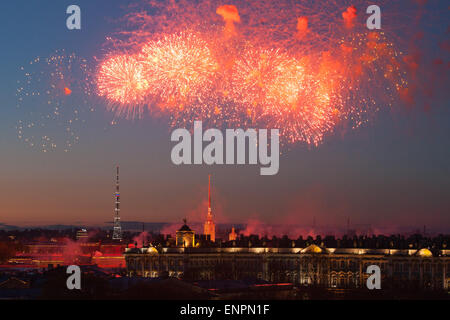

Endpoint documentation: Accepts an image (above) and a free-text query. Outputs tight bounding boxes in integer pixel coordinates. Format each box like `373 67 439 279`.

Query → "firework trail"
16 51 93 152
93 0 448 146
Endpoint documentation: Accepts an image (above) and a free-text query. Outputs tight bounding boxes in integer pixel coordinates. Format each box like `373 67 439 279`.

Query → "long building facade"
124 244 450 290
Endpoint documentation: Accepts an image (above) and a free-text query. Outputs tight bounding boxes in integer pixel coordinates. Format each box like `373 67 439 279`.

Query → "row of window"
126 257 450 275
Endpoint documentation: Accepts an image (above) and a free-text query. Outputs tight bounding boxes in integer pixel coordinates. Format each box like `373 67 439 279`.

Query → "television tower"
203 175 216 242
112 165 123 241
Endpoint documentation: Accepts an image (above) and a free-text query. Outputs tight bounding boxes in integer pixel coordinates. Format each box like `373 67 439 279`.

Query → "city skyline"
0 1 449 304
0 1 449 232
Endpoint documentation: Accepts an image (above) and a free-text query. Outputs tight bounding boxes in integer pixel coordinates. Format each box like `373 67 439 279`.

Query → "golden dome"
301 244 323 254
417 248 432 257
144 246 159 254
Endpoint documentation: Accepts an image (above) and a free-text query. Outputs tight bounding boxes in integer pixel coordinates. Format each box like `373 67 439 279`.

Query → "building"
229 227 237 241
9 241 127 269
124 233 450 290
76 229 88 241
124 176 449 291
176 220 195 248
203 175 215 242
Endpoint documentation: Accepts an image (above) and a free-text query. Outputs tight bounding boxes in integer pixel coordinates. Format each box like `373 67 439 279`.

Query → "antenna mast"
112 165 123 241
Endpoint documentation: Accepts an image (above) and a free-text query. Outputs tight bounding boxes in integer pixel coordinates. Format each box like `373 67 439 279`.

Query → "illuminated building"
203 175 215 242
176 219 195 248
76 229 88 241
229 227 237 241
124 242 450 290
9 241 127 269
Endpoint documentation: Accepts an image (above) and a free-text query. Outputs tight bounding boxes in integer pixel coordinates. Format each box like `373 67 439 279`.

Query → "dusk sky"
0 1 449 233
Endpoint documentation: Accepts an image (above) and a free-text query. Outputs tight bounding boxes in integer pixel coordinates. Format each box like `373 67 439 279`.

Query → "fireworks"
97 54 150 119
16 51 93 152
140 32 218 109
91 0 442 146
227 47 332 145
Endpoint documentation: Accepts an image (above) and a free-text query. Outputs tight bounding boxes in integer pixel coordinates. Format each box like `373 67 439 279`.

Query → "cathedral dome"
178 223 193 232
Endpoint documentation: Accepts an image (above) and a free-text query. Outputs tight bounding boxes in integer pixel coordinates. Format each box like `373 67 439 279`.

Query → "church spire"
208 174 212 215
204 174 215 242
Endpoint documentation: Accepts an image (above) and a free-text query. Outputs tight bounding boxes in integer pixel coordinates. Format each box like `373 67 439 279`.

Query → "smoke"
216 5 240 39
160 222 203 237
342 6 357 29
159 224 181 237
296 17 309 40
397 46 449 111
132 231 150 247
94 250 102 257
240 218 266 237
159 176 229 238
87 229 101 241
240 218 318 239
391 1 450 112
403 52 420 78
61 238 83 265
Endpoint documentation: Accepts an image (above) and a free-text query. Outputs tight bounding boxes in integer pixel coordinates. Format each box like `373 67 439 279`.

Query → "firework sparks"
92 0 443 146
16 51 93 152
97 54 149 119
230 47 339 145
140 32 218 110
